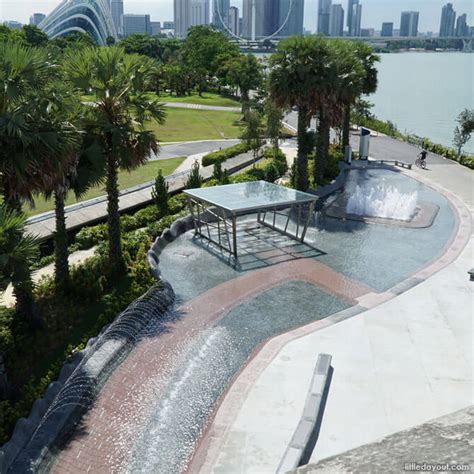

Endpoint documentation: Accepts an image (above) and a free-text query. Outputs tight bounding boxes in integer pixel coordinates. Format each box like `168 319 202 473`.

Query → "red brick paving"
52 258 373 473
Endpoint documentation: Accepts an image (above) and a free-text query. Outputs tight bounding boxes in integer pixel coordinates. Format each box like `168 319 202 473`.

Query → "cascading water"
346 184 418 221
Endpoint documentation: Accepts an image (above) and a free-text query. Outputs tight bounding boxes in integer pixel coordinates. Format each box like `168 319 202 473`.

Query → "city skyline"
2 0 473 33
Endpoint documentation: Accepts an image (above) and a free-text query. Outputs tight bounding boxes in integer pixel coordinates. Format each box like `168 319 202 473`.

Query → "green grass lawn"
149 107 243 142
158 91 240 108
25 156 185 217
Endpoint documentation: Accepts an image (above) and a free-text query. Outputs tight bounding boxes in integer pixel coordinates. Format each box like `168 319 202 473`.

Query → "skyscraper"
349 3 361 36
455 13 469 37
174 0 191 38
439 3 456 37
109 0 123 36
346 0 358 35
400 11 419 37
277 0 304 38
191 0 209 26
229 6 239 36
329 4 344 37
213 0 230 32
318 0 332 36
381 22 393 37
122 14 151 36
242 0 277 39
29 13 46 26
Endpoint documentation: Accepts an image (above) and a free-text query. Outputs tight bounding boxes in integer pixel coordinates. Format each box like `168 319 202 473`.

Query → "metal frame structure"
185 183 316 258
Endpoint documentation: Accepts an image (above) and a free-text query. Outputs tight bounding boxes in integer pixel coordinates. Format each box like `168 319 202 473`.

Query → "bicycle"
415 157 427 169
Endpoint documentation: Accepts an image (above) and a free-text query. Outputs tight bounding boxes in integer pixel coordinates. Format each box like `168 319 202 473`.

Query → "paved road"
164 102 241 112
153 139 240 160
284 111 474 209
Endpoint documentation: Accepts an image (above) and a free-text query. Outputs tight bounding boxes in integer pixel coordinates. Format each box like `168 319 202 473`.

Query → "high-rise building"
455 14 469 37
329 4 344 37
229 6 239 36
439 3 456 37
318 0 332 36
381 22 393 37
213 0 230 32
360 28 374 37
191 0 209 27
346 0 358 35
122 14 151 36
349 3 361 36
29 13 46 26
163 21 175 30
39 0 117 45
150 21 161 36
109 0 123 36
174 0 191 38
277 0 304 38
4 21 22 29
242 0 277 39
400 11 419 37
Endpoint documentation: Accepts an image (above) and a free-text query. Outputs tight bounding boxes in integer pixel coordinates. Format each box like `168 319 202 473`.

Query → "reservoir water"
371 52 474 154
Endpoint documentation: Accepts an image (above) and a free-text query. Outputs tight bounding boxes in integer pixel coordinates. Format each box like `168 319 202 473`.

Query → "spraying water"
346 184 418 221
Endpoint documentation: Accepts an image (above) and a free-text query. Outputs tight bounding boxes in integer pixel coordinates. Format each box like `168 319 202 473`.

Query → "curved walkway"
189 141 473 472
51 260 374 473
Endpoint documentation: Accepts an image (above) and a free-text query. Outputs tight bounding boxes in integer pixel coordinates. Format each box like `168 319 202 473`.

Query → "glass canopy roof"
184 181 316 213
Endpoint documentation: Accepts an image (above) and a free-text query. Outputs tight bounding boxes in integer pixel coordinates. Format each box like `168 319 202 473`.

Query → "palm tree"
341 42 379 150
0 206 39 322
0 40 59 211
269 36 331 190
64 47 166 273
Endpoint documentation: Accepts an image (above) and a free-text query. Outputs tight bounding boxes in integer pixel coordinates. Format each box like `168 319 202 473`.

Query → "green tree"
220 54 263 114
342 42 379 149
212 161 223 182
0 206 39 323
0 41 60 211
151 169 169 215
21 25 49 47
269 36 331 190
453 109 474 156
186 161 203 189
265 99 284 153
183 26 239 96
64 47 166 272
119 34 163 59
241 111 264 164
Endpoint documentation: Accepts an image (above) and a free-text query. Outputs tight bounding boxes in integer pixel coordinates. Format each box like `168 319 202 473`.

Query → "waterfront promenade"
191 124 474 472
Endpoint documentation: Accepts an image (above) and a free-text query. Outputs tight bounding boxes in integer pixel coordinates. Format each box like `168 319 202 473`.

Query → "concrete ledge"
277 354 332 474
0 283 175 473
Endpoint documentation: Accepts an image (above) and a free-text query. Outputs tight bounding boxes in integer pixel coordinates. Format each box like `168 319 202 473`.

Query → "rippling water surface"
371 52 474 153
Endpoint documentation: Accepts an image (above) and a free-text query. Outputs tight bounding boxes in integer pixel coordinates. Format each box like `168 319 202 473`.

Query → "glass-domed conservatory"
39 0 117 45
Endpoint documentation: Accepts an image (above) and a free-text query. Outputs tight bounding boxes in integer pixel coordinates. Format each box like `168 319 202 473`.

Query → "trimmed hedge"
202 143 252 167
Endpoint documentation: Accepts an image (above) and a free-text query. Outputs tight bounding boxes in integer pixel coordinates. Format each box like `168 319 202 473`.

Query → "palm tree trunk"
315 111 331 185
106 156 124 273
296 105 310 191
54 190 69 288
12 276 41 328
342 104 351 150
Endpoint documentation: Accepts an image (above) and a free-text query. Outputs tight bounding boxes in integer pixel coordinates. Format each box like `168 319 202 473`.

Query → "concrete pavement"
26 140 242 240
191 126 474 473
164 102 241 113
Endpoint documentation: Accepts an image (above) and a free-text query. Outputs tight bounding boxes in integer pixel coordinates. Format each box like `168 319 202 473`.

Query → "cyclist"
417 149 428 167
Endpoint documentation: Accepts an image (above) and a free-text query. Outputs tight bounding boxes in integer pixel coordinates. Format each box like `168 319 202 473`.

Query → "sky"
1 0 473 33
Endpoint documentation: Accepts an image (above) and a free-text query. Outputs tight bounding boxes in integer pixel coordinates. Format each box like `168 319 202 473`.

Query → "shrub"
185 161 203 189
263 163 280 183
75 223 108 249
264 148 288 176
168 194 187 214
201 143 251 167
151 169 169 215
